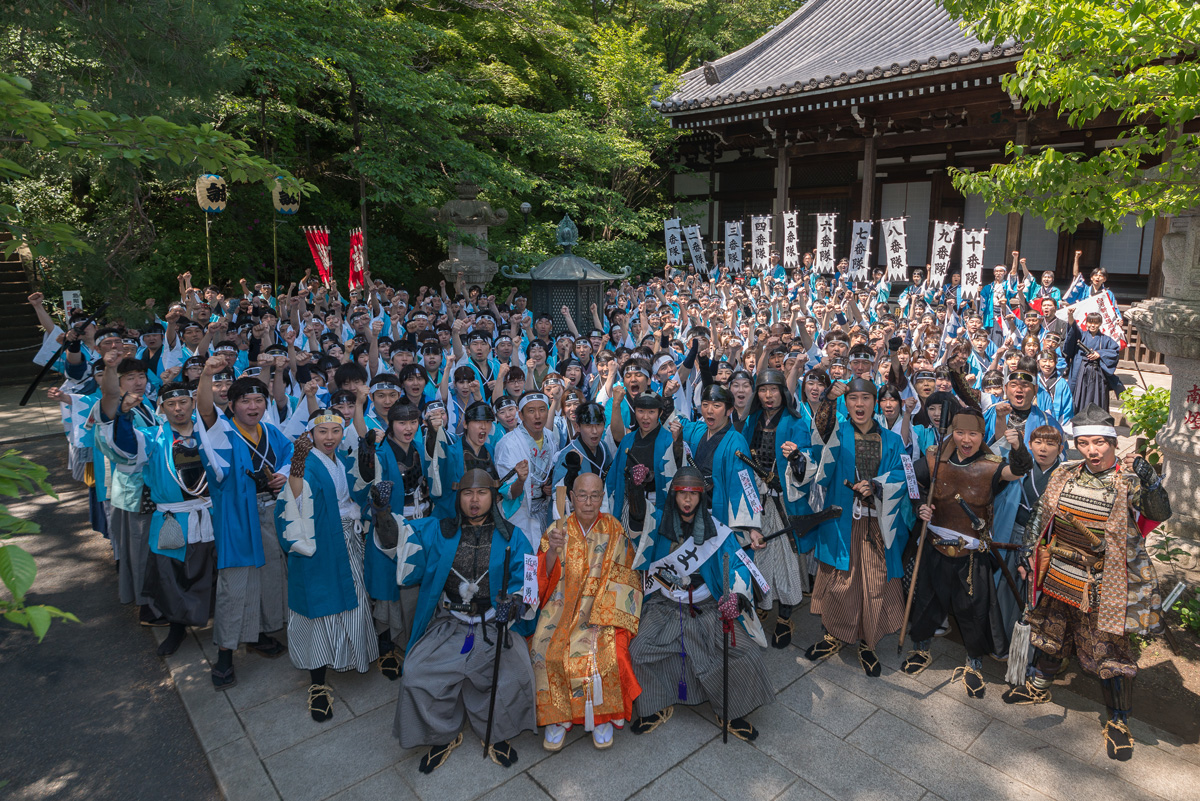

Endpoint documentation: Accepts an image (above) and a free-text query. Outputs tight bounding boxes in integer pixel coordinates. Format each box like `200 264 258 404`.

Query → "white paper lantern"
195 174 227 213
272 177 300 215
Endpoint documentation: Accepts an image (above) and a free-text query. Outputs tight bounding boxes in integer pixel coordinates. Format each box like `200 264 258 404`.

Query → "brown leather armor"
925 449 1002 541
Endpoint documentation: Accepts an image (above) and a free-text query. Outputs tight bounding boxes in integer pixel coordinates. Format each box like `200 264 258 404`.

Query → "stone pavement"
154 603 1200 801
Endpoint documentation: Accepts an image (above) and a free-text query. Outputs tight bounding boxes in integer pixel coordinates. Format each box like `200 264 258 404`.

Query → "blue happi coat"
606 424 678 526
680 420 763 532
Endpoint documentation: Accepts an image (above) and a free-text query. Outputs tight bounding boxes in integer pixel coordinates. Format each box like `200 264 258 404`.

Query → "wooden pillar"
775 144 789 253
860 134 877 220
1004 120 1030 258
1148 214 1168 299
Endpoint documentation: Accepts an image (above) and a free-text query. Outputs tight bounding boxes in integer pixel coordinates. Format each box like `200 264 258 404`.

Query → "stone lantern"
429 178 508 287
501 216 630 338
1127 210 1200 573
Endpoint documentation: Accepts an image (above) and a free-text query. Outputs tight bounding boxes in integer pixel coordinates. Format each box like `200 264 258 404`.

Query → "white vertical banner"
882 218 909 282
960 228 987 302
782 212 800 269
664 218 684 266
929 221 959 290
750 215 771 272
62 290 83 316
815 213 837 274
683 224 708 275
848 221 873 283
724 221 743 273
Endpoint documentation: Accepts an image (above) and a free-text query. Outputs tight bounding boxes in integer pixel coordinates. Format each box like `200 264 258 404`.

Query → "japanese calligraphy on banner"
1055 290 1127 348
664 218 684 266
683 224 708 275
848 221 873 283
724 221 744 273
960 228 987 302
348 227 366 289
302 225 333 284
882 218 908 282
815 213 837 274
929 221 959 290
750 215 772 271
782 212 800 269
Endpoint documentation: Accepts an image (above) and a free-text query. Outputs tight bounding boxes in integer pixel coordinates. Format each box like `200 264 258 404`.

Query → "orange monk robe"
531 511 642 727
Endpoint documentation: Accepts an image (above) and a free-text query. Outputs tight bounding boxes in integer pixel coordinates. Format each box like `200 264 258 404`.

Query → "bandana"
1007 371 1035 384
159 387 193 401
518 392 549 411
1073 424 1117 438
308 409 346 429
371 381 401 393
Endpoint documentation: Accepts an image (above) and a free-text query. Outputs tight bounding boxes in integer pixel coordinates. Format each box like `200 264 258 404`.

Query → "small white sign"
522 553 539 607
62 290 83 316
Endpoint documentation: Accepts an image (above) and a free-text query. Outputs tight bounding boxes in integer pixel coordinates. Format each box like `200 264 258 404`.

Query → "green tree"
942 0 1200 232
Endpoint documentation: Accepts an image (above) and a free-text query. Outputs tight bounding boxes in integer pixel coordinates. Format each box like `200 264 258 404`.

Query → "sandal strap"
307 684 333 712
486 740 515 766
424 732 464 770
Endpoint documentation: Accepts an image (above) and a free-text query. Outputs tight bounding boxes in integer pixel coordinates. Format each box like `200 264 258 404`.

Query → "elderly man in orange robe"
530 472 642 751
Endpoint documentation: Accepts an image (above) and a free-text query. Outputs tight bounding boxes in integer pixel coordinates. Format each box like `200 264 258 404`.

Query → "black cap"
701 384 734 406
631 392 664 410
576 402 606 425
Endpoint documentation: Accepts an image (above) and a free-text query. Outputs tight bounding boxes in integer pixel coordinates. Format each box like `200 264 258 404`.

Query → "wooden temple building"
659 0 1164 299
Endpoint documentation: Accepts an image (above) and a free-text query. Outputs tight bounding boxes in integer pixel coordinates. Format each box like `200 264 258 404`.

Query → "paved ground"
3 368 1197 801
0 439 220 801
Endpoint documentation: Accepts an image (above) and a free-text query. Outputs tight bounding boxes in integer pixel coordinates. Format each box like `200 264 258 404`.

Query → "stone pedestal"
1127 210 1200 574
428 179 508 288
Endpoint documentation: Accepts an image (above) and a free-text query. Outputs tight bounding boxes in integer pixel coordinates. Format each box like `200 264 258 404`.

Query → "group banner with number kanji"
782 212 800 269
960 228 986 302
664 218 684 266
750 215 771 271
929 221 959 290
302 225 333 284
882 218 908 282
683 224 708 275
848 221 872 282
724 221 743 273
815 213 837 274
348 228 366 289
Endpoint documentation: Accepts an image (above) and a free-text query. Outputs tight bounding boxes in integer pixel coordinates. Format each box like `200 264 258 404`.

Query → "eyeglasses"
572 492 603 502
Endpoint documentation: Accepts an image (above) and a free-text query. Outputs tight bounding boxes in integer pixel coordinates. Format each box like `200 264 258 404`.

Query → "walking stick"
482 546 512 757
721 552 730 745
896 412 950 655
19 301 111 407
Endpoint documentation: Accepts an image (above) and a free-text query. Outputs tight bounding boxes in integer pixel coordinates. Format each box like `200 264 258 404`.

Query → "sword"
952 493 1023 605
762 506 843 543
482 546 512 758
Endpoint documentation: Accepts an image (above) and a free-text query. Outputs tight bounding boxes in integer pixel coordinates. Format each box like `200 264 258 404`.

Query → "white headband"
518 393 549 411
1073 425 1117 438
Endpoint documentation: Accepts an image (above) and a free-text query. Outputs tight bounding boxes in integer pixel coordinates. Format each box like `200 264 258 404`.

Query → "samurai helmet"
444 468 513 541
660 466 718 545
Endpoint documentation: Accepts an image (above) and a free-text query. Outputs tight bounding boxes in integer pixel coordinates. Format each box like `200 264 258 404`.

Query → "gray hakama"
142 541 217 627
213 494 289 650
393 608 537 749
288 520 378 672
987 523 1026 658
754 498 806 609
630 593 774 720
373 588 419 653
111 508 155 608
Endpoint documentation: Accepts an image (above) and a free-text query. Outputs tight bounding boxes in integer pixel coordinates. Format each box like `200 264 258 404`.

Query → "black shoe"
858 642 882 678
772 616 794 649
211 665 237 691
486 739 518 767
418 733 463 774
139 606 168 627
379 650 402 681
1001 681 1052 705
156 625 187 657
307 684 333 722
804 633 844 662
1104 720 1134 761
247 635 287 658
953 665 986 699
631 706 674 735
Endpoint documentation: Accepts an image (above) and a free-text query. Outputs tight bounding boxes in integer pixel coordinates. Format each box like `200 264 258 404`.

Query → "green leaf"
0 544 37 601
25 605 51 641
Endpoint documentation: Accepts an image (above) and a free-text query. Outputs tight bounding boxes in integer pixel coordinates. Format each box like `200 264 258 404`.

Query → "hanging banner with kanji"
302 225 332 285
750 215 772 271
782 212 800 269
683 224 708 275
960 228 987 302
664 218 684 266
724 221 744 273
882 218 909 282
1055 291 1127 348
348 228 366 289
929 221 959 290
815 213 837 274
848 221 873 283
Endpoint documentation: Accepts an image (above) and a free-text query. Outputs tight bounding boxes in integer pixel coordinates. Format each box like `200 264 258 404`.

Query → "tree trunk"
347 70 368 268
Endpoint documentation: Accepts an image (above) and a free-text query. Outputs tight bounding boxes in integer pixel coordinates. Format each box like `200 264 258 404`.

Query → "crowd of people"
25 244 1170 770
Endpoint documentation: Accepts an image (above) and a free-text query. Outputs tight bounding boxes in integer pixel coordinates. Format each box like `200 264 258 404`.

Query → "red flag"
303 226 332 285
348 228 365 289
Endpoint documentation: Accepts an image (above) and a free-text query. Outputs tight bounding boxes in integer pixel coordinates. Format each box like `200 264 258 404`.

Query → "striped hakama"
287 519 378 672
373 588 419 653
213 495 288 650
630 593 774 720
111 508 155 608
393 608 537 749
809 516 905 648
754 498 806 608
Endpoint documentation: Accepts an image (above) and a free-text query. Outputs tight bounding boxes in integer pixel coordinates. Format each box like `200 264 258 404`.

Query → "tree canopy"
1 0 801 310
942 0 1200 232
